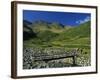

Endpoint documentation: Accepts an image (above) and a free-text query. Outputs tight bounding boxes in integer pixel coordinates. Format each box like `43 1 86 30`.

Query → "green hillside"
51 21 90 48
23 20 90 49
61 21 90 38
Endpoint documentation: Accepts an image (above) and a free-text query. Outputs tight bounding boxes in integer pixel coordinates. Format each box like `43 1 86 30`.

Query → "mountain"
52 21 90 46
23 20 90 48
30 20 65 33
58 21 90 39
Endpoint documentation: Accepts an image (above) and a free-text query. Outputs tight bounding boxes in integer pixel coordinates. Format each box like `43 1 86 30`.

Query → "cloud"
76 16 90 24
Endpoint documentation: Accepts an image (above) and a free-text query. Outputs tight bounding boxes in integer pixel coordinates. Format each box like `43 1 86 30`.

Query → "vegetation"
23 20 91 69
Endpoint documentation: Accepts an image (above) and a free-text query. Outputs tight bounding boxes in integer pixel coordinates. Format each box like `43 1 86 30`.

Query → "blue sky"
23 10 91 26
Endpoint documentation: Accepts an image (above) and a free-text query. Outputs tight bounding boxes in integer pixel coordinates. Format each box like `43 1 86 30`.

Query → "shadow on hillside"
23 24 36 41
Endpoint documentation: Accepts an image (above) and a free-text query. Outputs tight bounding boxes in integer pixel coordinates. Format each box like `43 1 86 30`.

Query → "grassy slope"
50 21 90 48
23 21 90 49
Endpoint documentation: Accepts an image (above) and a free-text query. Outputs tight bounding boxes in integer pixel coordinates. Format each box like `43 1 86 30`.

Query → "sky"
23 10 91 26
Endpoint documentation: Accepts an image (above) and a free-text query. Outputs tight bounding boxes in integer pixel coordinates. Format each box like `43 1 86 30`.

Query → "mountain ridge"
23 20 90 48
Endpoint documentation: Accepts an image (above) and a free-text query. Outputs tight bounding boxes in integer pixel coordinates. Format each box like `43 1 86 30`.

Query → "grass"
23 21 91 69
